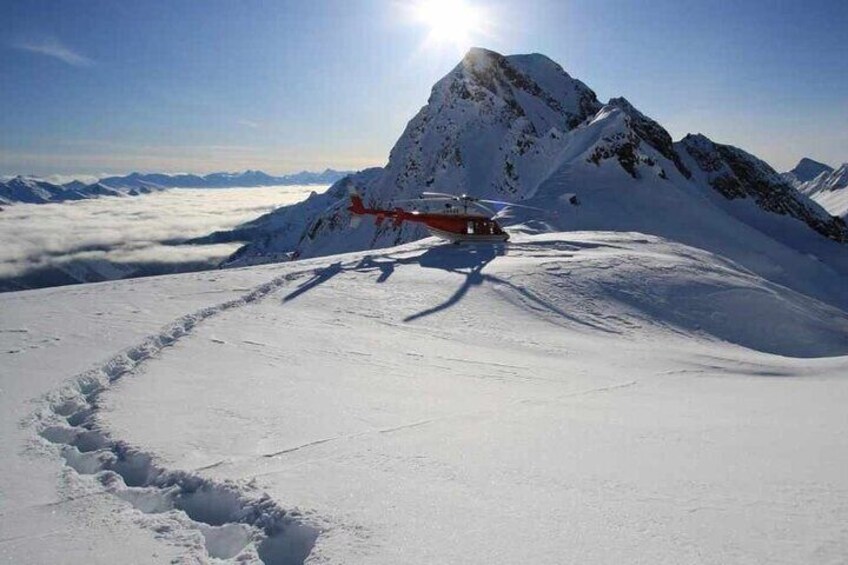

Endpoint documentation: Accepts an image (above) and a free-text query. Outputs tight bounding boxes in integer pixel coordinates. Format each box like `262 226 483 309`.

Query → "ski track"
26 265 328 565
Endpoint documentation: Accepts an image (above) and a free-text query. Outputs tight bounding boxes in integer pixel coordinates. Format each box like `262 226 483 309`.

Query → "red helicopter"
348 191 549 244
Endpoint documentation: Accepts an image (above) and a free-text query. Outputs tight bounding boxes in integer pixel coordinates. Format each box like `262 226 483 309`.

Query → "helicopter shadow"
281 242 598 329
401 244 502 322
397 244 611 330
281 243 502 309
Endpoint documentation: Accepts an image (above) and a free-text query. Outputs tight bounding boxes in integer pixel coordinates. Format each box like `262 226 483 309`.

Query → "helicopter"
348 191 560 244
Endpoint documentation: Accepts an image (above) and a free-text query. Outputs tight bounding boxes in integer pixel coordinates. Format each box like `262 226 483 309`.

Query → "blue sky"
1 0 846 177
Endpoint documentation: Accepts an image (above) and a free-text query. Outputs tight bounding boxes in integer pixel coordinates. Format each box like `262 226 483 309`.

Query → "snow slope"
4 231 848 564
811 180 848 220
0 272 278 563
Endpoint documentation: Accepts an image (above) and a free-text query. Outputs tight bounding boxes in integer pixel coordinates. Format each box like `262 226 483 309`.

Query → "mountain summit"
786 157 834 184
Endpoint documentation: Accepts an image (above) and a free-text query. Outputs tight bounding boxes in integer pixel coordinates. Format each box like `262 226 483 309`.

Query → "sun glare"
413 0 489 53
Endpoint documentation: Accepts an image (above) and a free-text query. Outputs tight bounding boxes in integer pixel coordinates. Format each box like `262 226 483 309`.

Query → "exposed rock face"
586 127 645 178
679 135 848 242
582 104 678 181
608 98 691 179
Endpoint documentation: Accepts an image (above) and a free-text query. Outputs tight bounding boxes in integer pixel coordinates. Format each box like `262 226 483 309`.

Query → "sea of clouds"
0 185 322 288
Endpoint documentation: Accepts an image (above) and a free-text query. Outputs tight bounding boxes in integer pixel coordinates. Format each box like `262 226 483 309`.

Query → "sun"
413 0 489 53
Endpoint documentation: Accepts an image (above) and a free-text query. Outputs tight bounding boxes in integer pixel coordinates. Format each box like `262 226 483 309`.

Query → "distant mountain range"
782 158 848 219
0 169 352 206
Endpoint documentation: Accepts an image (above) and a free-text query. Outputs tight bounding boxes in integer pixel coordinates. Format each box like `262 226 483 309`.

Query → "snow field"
57 232 848 564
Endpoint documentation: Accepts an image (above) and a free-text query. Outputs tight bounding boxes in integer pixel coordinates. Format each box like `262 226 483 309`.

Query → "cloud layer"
0 185 321 283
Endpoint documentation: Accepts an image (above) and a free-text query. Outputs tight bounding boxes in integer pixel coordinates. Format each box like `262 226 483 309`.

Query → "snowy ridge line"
27 266 328 564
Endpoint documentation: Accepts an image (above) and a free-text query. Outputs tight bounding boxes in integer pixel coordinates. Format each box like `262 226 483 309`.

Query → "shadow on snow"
279 239 848 358
282 244 503 323
281 241 617 330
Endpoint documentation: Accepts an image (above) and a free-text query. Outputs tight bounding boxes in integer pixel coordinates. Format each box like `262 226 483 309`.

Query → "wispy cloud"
12 37 94 67
236 119 260 129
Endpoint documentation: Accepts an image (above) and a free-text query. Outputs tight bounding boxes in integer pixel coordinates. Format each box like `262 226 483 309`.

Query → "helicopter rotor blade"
420 191 460 199
468 200 498 217
409 195 495 216
389 198 459 209
478 199 549 212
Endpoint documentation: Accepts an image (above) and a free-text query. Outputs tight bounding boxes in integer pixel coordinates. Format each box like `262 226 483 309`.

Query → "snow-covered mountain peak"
371 48 604 205
0 176 69 204
427 47 601 139
790 157 833 183
223 47 848 310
